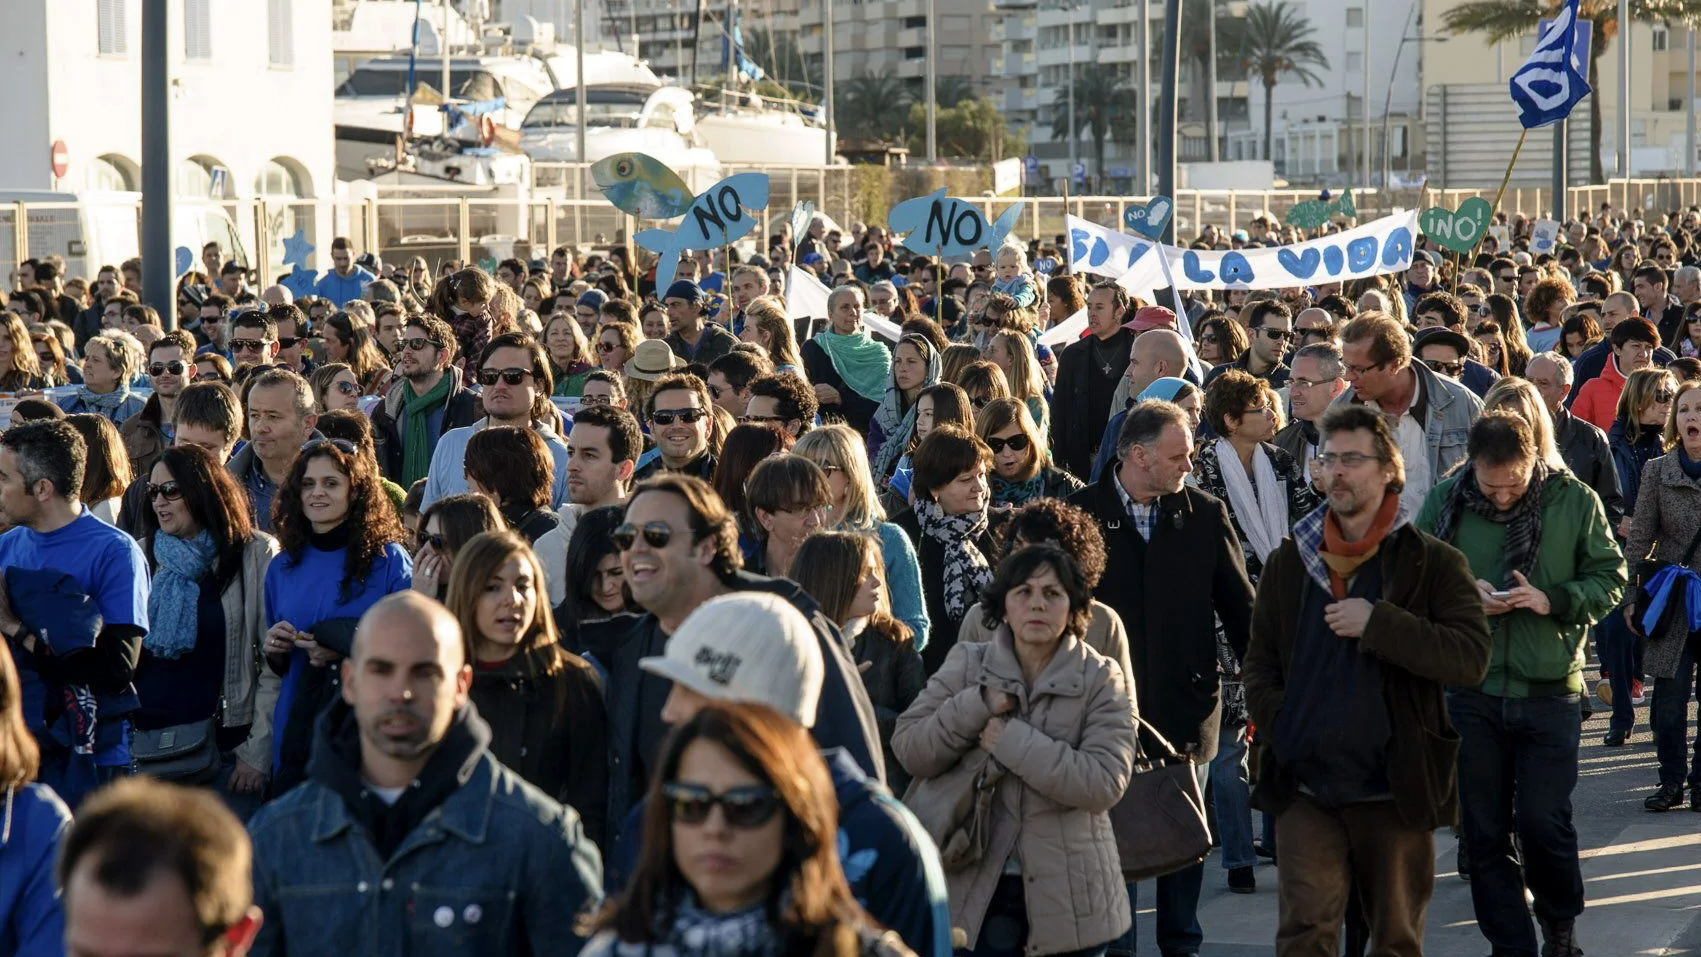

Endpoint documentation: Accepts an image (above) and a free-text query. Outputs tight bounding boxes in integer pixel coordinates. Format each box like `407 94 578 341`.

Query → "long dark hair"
273 440 405 601
584 704 870 955
561 505 635 633
142 446 256 593
0 641 38 789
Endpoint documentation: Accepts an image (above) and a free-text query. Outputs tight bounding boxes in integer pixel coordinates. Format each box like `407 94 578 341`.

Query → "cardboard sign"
1123 196 1174 240
1419 198 1493 254
634 172 771 292
889 188 1022 258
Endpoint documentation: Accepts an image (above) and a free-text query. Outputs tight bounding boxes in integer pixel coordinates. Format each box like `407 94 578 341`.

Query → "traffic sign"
1024 155 1039 172
1072 161 1086 183
50 140 69 179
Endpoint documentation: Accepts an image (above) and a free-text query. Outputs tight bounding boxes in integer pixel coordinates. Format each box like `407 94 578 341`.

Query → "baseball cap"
639 593 824 726
577 289 609 311
800 252 826 267
1126 305 1179 333
664 279 705 304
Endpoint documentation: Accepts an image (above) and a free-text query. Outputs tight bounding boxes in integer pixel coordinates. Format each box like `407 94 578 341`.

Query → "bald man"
1567 290 1675 404
248 592 604 956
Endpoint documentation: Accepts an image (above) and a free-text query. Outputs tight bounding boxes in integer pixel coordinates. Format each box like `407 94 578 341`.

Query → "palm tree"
837 69 915 141
933 75 977 109
1049 69 1138 190
1174 0 1250 156
1240 0 1329 165
1443 0 1701 184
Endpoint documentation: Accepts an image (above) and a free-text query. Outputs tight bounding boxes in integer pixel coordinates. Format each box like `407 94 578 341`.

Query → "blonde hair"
1481 377 1566 471
793 424 886 530
1620 367 1677 446
743 296 803 370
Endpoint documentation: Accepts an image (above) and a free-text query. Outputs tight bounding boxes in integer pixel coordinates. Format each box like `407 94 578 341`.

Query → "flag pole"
1463 127 1531 265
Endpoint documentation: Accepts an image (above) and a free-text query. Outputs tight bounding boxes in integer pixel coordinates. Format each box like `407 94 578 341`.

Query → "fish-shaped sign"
889 188 1022 258
1285 190 1357 230
634 172 771 292
592 152 695 219
789 200 815 248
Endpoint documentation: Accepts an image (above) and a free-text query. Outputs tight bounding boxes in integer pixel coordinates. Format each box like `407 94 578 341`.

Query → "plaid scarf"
1431 461 1551 588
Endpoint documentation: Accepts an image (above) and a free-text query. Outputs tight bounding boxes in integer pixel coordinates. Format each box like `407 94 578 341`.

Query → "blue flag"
1508 0 1591 129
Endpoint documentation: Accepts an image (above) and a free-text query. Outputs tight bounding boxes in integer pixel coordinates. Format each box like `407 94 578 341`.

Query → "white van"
0 190 250 282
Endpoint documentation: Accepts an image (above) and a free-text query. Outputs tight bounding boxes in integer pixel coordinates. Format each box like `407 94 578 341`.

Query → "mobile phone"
1489 590 1512 600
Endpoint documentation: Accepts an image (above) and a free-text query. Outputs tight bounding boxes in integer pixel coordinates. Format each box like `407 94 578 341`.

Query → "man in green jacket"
1417 412 1626 957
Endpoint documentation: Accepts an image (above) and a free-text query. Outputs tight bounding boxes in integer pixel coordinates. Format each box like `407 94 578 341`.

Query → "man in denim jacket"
247 593 603 957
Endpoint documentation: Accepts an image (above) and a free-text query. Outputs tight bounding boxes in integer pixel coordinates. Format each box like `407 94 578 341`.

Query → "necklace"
1089 334 1125 377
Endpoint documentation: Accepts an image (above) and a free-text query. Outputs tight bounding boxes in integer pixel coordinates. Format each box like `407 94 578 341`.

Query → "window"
1653 27 1668 51
98 0 127 56
184 0 211 60
268 0 294 67
903 15 926 28
904 46 925 59
1345 7 1363 26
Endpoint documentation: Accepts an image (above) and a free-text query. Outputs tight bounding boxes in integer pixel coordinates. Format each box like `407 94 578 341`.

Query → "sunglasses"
1199 333 1220 344
194 371 227 383
1656 389 1676 403
651 408 706 426
149 361 188 377
145 481 183 502
277 337 300 350
333 380 359 395
1260 327 1294 341
401 336 442 352
986 433 1031 454
230 338 272 353
420 532 446 551
1423 358 1465 376
477 367 534 387
740 413 787 425
662 782 782 829
611 521 675 551
596 341 618 354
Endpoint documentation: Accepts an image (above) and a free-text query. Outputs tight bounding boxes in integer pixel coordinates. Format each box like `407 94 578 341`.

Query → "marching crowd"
0 202 1699 957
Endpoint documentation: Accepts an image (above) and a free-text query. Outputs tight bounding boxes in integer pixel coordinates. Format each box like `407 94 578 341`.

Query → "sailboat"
690 0 835 167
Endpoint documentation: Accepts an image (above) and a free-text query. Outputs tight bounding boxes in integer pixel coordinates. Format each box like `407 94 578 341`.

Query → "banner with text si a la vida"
1065 211 1420 291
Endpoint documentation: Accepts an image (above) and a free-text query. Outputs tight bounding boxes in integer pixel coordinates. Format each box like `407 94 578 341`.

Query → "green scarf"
401 373 454 487
812 328 892 403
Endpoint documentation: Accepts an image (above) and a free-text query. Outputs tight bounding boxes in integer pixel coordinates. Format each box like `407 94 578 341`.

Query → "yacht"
693 89 835 167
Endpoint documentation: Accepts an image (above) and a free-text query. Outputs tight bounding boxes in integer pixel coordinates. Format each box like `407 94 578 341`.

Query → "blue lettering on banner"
1276 246 1322 280
1183 251 1216 283
1347 237 1377 273
1323 245 1345 275
1220 252 1254 285
1381 227 1414 267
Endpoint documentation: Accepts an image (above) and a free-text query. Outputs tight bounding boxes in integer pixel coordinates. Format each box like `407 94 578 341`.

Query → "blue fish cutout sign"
889 188 1022 258
592 152 695 219
634 172 772 292
1124 196 1174 240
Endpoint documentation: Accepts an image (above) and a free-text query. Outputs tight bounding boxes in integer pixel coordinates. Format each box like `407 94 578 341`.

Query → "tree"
837 69 915 141
1048 69 1139 191
1174 0 1250 153
904 96 1023 161
933 75 977 109
1239 0 1329 166
1442 0 1701 184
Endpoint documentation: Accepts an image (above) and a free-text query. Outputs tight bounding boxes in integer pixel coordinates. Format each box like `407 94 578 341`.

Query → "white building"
0 0 333 273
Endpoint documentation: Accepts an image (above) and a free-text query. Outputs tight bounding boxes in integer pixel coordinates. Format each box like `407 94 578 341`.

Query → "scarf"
869 336 942 480
1213 439 1288 564
1640 564 1701 636
1319 490 1400 599
990 471 1045 508
812 328 892 403
401 372 454 488
915 497 992 620
74 386 131 421
447 308 491 378
591 895 779 957
1432 461 1550 587
145 530 218 659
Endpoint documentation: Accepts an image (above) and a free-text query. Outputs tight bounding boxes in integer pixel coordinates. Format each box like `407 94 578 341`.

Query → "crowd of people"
0 202 1698 957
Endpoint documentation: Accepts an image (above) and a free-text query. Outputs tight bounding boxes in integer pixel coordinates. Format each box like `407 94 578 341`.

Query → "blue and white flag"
1509 0 1592 129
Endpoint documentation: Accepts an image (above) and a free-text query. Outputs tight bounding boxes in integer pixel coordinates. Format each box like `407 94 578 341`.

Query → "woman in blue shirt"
262 438 412 795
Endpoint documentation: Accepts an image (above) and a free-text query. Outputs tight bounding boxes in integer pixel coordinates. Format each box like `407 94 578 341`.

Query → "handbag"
131 718 220 784
901 748 1004 872
1109 718 1212 881
1631 522 1701 637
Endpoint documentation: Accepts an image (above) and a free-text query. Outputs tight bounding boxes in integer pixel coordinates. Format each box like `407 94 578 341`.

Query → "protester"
121 330 196 474
583 702 916 957
1417 413 1625 957
0 640 68 957
869 334 943 479
1620 378 1701 811
1572 317 1662 430
555 505 643 662
895 544 1135 957
737 297 805 374
533 403 642 605
66 413 133 527
1244 403 1491 957
308 362 362 414
891 426 998 673
1524 351 1624 523
320 311 390 395
421 333 571 508
370 313 479 488
743 454 831 576
312 237 376 306
976 398 1082 508
448 529 608 846
804 286 891 432
57 329 147 424
634 372 720 481
1052 282 1135 478
1208 299 1294 388
409 492 503 601
660 280 737 366
464 426 563 543
0 419 151 808
249 593 604 954
744 371 819 440
597 320 640 373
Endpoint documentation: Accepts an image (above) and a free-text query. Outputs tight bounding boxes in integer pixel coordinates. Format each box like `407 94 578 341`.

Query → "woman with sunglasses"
596 320 640 373
262 438 412 795
892 426 998 675
742 454 831 578
1610 369 1678 539
308 362 362 414
0 312 45 392
30 330 76 386
544 312 595 397
556 505 643 664
133 446 280 813
449 529 609 848
976 398 1081 510
1194 315 1247 367
581 704 906 957
868 334 942 483
320 311 391 396
411 492 504 601
893 545 1135 957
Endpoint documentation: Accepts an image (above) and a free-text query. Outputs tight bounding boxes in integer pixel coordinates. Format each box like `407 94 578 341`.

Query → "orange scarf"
1319 491 1400 599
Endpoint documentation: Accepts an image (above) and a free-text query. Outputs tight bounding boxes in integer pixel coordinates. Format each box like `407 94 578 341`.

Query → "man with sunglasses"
117 331 196 478
706 349 772 419
1205 299 1293 390
605 594 952 957
225 309 280 372
421 333 572 509
267 302 314 377
371 314 480 488
744 371 819 439
1412 293 1500 398
248 593 603 956
193 293 234 360
632 372 719 481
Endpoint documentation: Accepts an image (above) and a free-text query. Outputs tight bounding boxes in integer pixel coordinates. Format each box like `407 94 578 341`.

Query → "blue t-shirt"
0 510 150 634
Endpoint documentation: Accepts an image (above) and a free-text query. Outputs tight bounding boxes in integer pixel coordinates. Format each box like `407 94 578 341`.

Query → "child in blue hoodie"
990 243 1038 310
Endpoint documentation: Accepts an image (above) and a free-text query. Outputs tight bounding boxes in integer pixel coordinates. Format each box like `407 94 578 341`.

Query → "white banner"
787 266 901 342
1065 211 1421 291
1530 218 1562 255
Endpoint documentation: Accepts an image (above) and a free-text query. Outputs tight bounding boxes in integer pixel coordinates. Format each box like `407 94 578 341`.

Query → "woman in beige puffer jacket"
893 545 1136 957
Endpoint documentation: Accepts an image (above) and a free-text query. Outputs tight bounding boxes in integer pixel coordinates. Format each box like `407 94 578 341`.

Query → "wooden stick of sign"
1461 127 1532 269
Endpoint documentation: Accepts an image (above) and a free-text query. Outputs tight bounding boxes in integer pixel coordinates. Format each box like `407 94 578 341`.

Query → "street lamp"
1379 34 1448 188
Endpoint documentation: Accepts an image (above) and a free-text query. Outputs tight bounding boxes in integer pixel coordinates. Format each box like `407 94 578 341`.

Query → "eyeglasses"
194 371 227 383
1342 360 1388 377
662 782 782 829
580 392 614 406
651 408 706 426
145 481 183 502
740 413 787 425
611 521 675 551
276 337 300 350
230 338 272 353
596 341 618 354
1423 358 1464 376
1291 375 1342 389
986 433 1031 454
1313 452 1385 469
1260 327 1295 342
333 380 359 395
401 336 442 352
1655 389 1676 403
149 361 187 377
477 367 535 387
300 438 357 454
